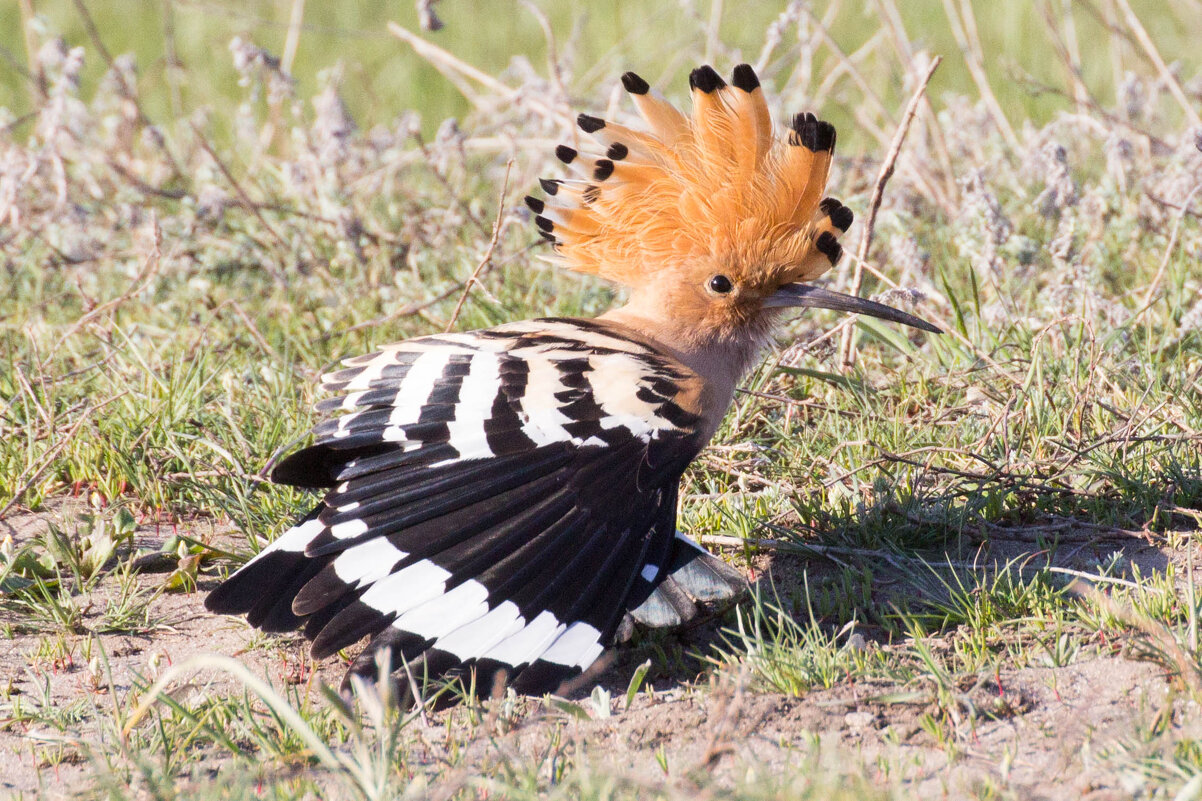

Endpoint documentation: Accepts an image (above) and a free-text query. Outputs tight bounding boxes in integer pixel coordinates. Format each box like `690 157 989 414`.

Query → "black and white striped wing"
206 319 712 693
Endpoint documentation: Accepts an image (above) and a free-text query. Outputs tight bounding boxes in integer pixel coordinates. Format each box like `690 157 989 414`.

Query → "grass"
1 0 1202 797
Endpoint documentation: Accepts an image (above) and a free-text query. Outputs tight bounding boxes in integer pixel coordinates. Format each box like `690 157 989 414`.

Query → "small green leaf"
590 685 612 719
777 365 869 393
625 659 652 710
546 697 591 720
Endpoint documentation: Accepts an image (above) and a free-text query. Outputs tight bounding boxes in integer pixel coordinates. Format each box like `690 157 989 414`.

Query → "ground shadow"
578 464 1200 700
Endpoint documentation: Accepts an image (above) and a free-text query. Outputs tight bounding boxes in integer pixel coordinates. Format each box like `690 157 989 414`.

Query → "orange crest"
527 64 853 291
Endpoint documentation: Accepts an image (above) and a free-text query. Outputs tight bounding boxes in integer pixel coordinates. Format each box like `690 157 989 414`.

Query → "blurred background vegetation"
1 0 1198 149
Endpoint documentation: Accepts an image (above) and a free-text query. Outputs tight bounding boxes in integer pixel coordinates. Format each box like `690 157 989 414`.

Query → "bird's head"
528 64 938 357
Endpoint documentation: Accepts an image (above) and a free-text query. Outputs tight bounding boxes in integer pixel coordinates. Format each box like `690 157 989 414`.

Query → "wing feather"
207 320 719 694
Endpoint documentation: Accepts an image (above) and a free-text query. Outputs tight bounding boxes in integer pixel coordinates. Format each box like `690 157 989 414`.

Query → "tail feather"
626 531 747 629
627 575 698 628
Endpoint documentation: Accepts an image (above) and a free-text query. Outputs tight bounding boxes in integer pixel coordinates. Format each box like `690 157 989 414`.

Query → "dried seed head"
1118 71 1148 122
1034 142 1078 218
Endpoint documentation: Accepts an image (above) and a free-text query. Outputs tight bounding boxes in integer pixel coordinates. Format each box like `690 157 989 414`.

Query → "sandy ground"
0 503 1190 799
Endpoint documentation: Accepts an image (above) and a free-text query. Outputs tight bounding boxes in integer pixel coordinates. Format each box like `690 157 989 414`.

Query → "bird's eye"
708 274 734 294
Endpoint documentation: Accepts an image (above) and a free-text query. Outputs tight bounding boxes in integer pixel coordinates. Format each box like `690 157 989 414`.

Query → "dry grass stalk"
16 0 43 99
838 55 941 370
445 159 514 332
940 0 1020 152
1113 0 1202 129
1136 183 1202 314
388 22 574 128
281 0 306 76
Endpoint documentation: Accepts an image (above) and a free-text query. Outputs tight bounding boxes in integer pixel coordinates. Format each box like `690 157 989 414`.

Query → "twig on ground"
700 534 1167 595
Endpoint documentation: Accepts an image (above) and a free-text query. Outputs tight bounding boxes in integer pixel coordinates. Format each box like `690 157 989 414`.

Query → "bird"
205 63 939 697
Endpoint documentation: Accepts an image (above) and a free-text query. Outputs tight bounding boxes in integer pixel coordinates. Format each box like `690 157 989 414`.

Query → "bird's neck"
598 303 769 440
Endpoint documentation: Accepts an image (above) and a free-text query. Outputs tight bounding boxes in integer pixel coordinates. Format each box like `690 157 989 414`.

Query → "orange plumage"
528 65 854 297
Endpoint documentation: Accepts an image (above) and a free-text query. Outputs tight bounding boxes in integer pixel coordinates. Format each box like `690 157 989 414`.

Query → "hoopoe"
205 64 939 696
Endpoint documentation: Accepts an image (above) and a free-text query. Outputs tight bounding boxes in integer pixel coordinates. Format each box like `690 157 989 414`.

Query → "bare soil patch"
0 504 1189 799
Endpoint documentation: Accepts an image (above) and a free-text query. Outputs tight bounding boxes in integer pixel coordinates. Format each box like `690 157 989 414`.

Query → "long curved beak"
765 283 941 334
